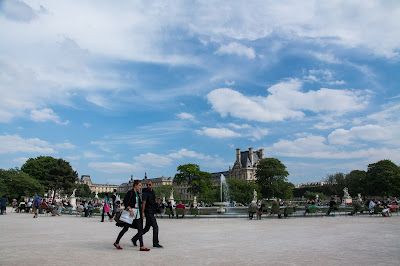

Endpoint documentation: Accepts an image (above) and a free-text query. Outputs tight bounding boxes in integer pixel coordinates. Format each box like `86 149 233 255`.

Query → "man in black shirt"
110 189 118 219
141 181 163 248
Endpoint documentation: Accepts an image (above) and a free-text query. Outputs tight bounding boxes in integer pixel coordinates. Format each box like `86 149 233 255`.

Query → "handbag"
119 208 139 224
104 203 110 213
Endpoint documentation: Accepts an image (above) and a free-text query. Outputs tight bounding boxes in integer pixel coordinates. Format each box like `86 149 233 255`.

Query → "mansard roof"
240 149 262 168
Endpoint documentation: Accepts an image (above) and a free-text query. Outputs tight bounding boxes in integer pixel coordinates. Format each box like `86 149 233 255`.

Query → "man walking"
32 193 41 218
137 181 163 248
111 189 118 219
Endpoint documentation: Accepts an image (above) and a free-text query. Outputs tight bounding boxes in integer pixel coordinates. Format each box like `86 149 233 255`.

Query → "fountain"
213 174 230 213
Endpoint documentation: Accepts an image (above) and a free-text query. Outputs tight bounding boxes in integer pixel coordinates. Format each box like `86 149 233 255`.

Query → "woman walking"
114 180 150 251
101 193 112 222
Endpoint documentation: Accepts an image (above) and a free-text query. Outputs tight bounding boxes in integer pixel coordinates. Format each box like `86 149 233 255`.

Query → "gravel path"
1 209 399 266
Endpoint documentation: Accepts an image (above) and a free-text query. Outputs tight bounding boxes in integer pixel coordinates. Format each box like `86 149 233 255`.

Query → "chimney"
249 147 253 166
236 148 241 163
260 148 264 159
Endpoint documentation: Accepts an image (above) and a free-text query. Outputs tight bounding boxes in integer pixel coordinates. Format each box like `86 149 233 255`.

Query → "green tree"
174 164 213 197
366 160 400 197
274 180 295 200
0 168 44 201
255 158 289 199
303 191 326 200
75 184 92 198
226 178 259 204
21 156 78 197
153 185 178 200
345 170 367 196
325 172 346 198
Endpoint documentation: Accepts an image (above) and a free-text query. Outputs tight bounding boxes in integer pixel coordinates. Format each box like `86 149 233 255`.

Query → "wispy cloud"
195 127 241 138
215 42 256 59
0 134 57 154
207 79 369 122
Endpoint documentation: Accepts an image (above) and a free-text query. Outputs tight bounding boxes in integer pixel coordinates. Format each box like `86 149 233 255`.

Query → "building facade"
81 147 264 201
79 175 119 194
228 147 264 181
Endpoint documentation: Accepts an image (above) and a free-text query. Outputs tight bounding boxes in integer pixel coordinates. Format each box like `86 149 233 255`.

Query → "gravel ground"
1 208 399 266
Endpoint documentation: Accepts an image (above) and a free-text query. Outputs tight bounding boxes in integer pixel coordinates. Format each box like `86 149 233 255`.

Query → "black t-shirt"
111 194 117 205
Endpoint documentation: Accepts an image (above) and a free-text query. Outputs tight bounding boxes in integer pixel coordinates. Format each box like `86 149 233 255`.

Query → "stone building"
81 147 264 201
228 147 264 180
118 173 174 193
79 175 119 194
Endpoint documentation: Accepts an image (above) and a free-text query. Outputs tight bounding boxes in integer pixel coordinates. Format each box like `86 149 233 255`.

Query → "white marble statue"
71 188 77 197
343 187 350 198
253 189 257 202
358 193 363 202
193 196 198 208
170 188 174 200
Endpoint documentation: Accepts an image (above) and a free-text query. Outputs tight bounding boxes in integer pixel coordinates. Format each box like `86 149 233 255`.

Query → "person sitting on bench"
41 199 61 216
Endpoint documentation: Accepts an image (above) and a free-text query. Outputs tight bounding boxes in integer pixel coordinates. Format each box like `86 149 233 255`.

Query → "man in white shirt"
369 200 376 212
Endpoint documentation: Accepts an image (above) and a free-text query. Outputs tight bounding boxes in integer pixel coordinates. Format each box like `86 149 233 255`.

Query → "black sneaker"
153 244 163 248
131 239 137 246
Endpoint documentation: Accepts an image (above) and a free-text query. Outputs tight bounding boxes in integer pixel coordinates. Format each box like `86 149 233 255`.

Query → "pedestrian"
139 181 163 248
114 180 150 251
1 195 7 215
32 193 41 218
109 189 118 221
101 193 112 222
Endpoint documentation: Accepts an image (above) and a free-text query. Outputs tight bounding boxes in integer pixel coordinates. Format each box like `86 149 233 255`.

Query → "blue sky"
1 0 399 186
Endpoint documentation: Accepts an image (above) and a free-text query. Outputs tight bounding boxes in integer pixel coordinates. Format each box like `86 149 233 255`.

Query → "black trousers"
116 219 144 247
112 204 118 218
142 213 159 245
101 206 112 222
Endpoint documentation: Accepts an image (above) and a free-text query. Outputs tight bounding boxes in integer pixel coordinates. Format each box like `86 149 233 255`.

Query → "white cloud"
207 79 369 122
215 42 256 59
176 112 196 121
12 157 29 165
195 127 241 138
0 134 56 154
328 124 400 146
227 123 251 129
90 141 112 153
268 134 400 161
225 80 235 86
134 153 173 168
168 149 212 160
30 108 68 124
65 156 81 161
54 142 76 149
83 122 91 128
304 69 346 86
308 52 341 64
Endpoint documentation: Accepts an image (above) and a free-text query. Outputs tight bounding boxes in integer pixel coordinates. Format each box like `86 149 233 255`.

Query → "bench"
175 208 185 218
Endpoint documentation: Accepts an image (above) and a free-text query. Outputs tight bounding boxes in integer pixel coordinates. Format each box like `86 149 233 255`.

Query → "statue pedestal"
70 197 77 210
343 197 352 204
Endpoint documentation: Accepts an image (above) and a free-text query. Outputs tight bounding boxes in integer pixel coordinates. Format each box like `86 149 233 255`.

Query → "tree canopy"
0 168 44 201
21 156 78 195
345 170 367 196
255 158 289 199
174 164 213 197
153 185 178 200
366 159 400 197
226 178 259 204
